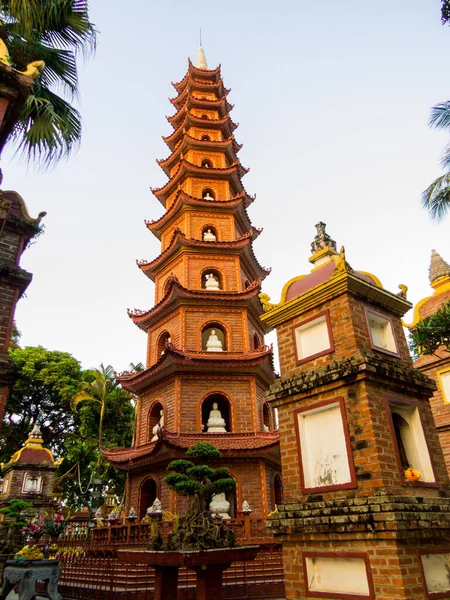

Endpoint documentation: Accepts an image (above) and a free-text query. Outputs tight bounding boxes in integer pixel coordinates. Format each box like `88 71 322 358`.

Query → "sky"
2 0 450 372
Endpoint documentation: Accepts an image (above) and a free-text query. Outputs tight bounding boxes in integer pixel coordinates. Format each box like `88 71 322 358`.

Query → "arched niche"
201 322 227 352
200 114 209 119
157 331 171 356
201 158 213 168
263 403 272 432
392 412 411 470
148 401 164 441
139 477 158 521
201 134 211 141
226 473 238 519
201 224 218 242
201 392 232 432
244 279 250 289
201 268 223 290
202 188 216 201
253 333 261 350
273 474 284 510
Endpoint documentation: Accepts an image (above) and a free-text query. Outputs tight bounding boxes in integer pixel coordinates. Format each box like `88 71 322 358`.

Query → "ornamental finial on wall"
310 222 337 255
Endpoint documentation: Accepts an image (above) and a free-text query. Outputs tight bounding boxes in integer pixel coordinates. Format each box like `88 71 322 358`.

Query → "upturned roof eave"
163 113 238 152
102 432 280 470
167 95 233 128
128 278 263 331
145 192 252 239
157 135 238 176
172 61 221 93
116 346 275 394
137 232 270 282
169 78 228 109
151 159 246 206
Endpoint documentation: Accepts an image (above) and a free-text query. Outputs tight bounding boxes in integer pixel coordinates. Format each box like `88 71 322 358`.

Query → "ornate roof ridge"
102 428 279 465
115 344 274 395
172 61 221 92
156 136 241 175
136 228 266 277
163 113 238 146
150 159 247 205
137 228 248 267
169 79 229 107
145 191 253 236
127 275 262 328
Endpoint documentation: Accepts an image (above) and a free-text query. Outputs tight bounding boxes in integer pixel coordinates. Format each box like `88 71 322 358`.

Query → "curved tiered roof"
167 94 234 128
103 429 279 470
116 344 275 394
136 228 268 281
157 135 242 176
146 191 254 239
169 78 229 110
128 276 264 331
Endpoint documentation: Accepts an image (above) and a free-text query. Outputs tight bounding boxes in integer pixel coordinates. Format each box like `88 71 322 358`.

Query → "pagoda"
104 49 281 520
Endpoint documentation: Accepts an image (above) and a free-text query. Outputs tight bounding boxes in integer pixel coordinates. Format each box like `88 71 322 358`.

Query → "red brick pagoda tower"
104 48 280 520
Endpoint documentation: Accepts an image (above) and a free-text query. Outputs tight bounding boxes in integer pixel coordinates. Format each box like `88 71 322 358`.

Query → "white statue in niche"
206 402 227 432
205 273 220 290
151 409 164 442
206 330 223 352
209 492 230 519
203 228 216 242
203 191 214 201
160 336 171 355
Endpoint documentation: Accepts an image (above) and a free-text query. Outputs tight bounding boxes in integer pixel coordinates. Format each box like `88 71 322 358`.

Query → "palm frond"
440 144 450 170
430 102 450 130
422 172 450 220
70 391 101 411
12 83 82 167
6 30 79 97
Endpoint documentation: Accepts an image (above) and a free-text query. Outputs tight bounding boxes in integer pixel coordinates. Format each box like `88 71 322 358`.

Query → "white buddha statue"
206 329 223 352
203 228 216 242
205 273 220 290
151 409 164 442
206 402 227 432
203 191 214 201
209 492 230 519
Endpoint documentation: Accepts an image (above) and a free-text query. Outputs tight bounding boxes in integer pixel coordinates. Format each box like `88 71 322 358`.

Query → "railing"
58 515 274 553
58 544 285 600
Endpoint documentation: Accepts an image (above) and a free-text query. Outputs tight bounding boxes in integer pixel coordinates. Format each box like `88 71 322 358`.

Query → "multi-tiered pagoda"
104 49 281 520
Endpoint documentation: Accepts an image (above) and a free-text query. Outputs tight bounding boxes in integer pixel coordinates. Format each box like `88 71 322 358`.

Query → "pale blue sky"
3 0 449 371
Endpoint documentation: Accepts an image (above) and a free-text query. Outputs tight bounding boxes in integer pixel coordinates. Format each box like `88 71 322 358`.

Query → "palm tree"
0 0 96 166
71 364 117 450
422 102 450 221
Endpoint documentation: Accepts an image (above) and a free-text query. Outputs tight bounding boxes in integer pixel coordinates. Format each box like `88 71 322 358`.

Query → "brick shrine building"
0 424 61 515
261 223 450 599
103 49 281 520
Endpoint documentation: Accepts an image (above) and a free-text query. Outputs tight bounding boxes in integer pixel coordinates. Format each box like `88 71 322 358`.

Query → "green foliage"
423 99 450 220
443 0 450 24
1 346 83 462
409 300 450 357
164 473 188 487
166 459 192 474
186 465 215 479
186 442 221 459
0 0 97 166
1 346 134 510
0 500 34 529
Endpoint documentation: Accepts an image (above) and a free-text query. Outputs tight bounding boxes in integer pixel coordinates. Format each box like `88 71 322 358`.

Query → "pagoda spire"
196 45 208 70
429 248 450 284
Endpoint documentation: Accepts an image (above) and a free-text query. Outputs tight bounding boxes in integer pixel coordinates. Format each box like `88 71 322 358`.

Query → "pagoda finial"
429 249 450 284
196 45 208 70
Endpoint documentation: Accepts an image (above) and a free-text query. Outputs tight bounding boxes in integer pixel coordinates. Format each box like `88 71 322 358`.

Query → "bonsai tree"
163 442 237 551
